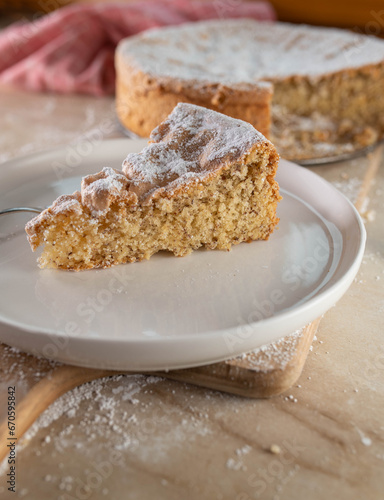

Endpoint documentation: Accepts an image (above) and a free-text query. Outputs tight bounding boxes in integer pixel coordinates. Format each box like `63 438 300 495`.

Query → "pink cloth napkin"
0 0 275 96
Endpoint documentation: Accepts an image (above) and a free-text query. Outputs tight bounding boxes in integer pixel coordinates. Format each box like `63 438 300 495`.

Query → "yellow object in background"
269 0 384 35
0 0 73 14
1 0 384 38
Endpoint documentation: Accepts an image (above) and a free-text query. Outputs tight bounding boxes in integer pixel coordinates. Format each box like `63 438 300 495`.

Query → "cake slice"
26 103 281 271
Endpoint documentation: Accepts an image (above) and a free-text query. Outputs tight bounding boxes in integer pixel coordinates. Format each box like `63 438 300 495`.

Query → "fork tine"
0 207 44 216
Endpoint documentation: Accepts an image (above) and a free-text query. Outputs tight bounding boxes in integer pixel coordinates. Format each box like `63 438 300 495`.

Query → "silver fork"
0 207 44 216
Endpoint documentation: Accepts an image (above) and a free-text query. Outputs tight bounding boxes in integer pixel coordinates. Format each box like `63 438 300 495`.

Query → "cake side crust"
116 57 272 138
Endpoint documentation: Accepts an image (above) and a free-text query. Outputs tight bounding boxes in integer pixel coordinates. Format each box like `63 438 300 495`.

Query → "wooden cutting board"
0 319 320 462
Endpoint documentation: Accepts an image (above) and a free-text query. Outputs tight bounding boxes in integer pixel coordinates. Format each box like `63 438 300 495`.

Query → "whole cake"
116 19 384 160
26 103 280 271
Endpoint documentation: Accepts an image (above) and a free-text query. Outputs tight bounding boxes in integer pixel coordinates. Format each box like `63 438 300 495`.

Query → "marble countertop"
0 88 383 500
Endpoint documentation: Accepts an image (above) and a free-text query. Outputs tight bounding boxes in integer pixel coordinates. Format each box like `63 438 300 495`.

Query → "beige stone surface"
0 89 383 500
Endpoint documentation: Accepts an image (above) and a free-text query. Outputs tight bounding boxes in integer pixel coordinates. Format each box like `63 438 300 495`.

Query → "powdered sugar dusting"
232 327 305 372
85 167 127 194
25 193 83 239
119 19 384 84
123 103 266 200
332 176 362 204
125 146 196 183
0 373 213 480
81 167 131 215
50 196 82 216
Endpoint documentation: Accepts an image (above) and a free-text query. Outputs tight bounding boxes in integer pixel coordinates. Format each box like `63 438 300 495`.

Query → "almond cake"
25 103 280 271
116 19 384 160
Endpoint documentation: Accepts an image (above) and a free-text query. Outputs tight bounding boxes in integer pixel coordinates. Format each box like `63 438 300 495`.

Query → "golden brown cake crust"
116 59 272 139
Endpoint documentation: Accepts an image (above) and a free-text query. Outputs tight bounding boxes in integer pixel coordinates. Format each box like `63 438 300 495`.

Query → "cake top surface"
122 102 269 203
25 104 272 224
118 19 384 84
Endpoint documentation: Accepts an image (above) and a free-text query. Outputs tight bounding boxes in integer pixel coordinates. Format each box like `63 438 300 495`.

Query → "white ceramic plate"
0 139 365 370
